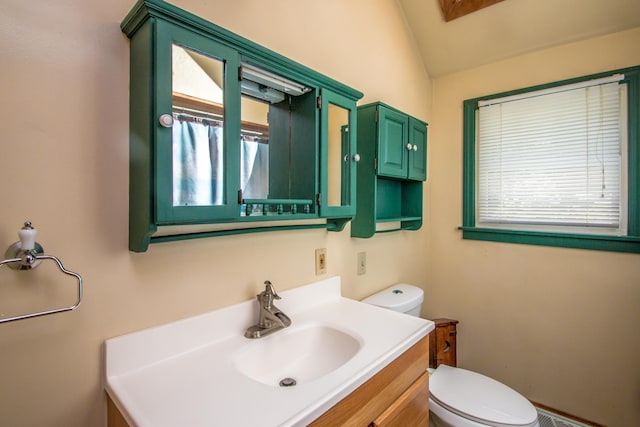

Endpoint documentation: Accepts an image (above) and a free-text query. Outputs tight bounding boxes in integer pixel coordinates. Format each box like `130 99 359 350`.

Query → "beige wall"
3 0 638 426
428 27 640 426
0 0 430 426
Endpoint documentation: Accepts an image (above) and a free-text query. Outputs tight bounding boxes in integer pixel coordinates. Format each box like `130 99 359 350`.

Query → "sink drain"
279 377 297 387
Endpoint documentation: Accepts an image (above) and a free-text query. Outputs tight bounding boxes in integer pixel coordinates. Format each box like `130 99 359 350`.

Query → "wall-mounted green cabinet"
121 0 362 252
377 106 427 181
351 102 427 238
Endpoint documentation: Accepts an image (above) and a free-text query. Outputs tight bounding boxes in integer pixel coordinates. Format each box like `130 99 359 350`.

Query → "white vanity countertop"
105 276 434 427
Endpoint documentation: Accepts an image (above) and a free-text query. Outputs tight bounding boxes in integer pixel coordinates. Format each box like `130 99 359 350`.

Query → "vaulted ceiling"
397 0 640 77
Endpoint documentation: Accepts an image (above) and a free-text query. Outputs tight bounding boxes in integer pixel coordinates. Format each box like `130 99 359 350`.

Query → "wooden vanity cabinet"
429 318 458 369
310 335 430 427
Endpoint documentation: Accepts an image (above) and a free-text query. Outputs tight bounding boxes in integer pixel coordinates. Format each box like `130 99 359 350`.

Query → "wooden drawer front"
371 371 429 427
310 335 429 426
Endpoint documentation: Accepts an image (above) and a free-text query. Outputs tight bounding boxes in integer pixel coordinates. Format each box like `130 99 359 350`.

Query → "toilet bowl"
362 284 540 427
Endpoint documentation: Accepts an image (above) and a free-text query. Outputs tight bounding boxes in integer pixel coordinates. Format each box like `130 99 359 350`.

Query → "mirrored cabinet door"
155 22 241 223
320 89 358 219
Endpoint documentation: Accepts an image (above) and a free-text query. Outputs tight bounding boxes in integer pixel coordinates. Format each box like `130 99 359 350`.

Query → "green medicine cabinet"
351 102 428 238
121 0 363 252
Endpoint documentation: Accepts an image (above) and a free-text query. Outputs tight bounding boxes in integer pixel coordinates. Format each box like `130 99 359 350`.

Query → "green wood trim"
319 89 358 218
407 117 427 181
462 65 640 254
241 213 318 221
288 91 319 209
150 223 331 244
375 220 422 233
357 101 427 126
462 99 478 228
626 68 640 236
377 105 409 179
351 104 379 238
460 227 640 253
376 216 422 223
128 19 155 253
327 218 349 232
400 219 422 231
243 199 313 205
464 65 640 106
375 228 403 234
121 0 363 101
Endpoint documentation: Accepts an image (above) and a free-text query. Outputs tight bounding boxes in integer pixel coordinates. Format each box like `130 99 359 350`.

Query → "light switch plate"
315 248 327 275
357 252 366 275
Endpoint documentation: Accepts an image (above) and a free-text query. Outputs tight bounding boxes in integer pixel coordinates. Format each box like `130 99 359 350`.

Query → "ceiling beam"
438 0 504 22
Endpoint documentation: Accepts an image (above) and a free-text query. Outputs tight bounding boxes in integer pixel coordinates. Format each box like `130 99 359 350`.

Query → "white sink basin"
105 276 433 427
234 324 362 386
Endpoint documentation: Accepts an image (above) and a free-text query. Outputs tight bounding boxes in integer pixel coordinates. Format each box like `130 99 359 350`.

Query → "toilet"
362 284 540 427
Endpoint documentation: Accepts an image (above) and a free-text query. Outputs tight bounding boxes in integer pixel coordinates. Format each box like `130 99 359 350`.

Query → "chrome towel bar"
0 221 83 324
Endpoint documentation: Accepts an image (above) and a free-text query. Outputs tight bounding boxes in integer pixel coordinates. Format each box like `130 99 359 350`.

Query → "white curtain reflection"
172 120 223 206
172 119 269 207
241 137 269 199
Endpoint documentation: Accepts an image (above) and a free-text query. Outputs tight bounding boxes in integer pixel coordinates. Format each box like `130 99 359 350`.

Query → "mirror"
171 45 226 207
239 93 270 211
327 103 350 207
170 45 318 216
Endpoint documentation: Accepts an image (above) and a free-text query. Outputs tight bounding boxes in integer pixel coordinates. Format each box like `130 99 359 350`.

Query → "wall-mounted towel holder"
0 221 83 324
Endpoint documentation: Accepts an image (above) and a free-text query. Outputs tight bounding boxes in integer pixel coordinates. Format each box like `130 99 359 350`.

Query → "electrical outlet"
315 248 327 275
357 252 366 275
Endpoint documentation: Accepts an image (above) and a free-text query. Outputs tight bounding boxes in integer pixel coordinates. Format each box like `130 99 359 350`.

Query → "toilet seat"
429 365 539 427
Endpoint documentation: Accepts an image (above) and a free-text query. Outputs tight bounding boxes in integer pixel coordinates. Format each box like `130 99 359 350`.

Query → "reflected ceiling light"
240 79 285 103
241 63 311 97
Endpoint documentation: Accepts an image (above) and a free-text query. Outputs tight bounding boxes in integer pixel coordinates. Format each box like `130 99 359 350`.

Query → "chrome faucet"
244 281 292 339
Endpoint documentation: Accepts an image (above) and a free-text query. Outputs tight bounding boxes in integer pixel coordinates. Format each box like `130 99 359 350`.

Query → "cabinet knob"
406 143 412 150
158 114 174 128
352 153 361 162
412 144 418 151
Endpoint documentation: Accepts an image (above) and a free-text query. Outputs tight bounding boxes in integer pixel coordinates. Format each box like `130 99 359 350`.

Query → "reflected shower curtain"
172 120 223 206
172 119 269 207
241 138 269 199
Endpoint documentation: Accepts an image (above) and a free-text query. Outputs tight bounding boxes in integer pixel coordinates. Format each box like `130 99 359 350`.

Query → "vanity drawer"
371 371 429 427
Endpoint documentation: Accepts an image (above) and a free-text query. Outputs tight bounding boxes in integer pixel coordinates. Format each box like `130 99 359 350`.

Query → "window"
462 66 640 253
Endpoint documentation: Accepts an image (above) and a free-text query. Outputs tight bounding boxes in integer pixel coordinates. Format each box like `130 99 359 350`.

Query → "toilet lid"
429 365 538 427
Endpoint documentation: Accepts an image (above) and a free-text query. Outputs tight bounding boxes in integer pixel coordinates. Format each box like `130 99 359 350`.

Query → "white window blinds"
476 76 627 233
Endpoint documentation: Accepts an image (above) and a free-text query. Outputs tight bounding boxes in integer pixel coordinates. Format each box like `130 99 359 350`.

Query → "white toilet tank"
361 283 424 317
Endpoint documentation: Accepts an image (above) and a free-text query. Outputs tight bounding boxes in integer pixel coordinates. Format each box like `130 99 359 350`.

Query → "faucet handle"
263 280 281 300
